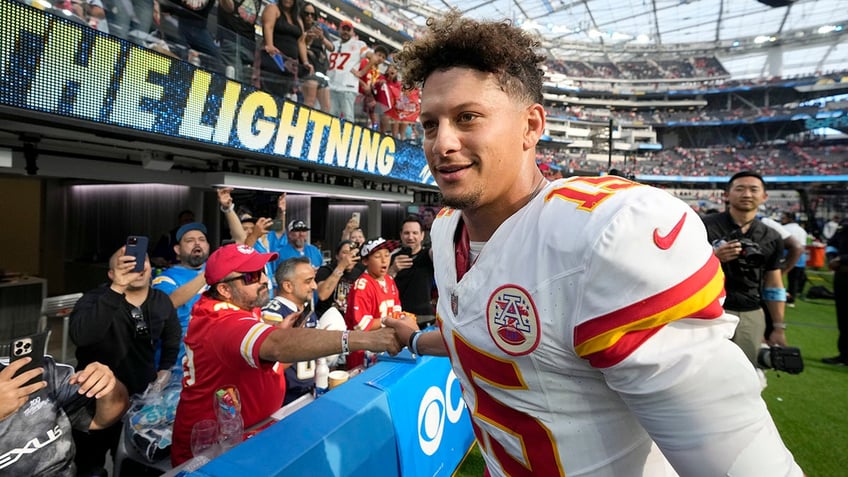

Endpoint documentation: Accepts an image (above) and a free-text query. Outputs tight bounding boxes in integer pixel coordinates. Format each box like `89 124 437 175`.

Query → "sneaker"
822 356 848 366
786 302 795 308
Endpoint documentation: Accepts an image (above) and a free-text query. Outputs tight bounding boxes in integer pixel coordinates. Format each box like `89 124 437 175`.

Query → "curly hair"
396 10 546 105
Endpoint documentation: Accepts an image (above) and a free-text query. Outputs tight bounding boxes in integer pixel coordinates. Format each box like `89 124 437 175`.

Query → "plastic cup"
190 419 219 457
328 370 350 389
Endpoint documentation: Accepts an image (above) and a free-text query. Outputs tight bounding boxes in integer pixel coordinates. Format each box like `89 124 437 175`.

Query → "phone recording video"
10 330 50 387
125 235 149 273
293 302 312 328
269 219 284 231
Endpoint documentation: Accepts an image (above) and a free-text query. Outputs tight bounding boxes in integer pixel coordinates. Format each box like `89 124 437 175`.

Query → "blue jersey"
276 242 324 268
152 265 205 365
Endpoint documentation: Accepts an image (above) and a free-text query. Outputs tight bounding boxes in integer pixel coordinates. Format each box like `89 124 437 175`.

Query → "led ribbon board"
0 0 432 185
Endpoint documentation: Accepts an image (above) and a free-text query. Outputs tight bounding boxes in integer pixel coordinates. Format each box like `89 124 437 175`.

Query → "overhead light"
206 172 414 202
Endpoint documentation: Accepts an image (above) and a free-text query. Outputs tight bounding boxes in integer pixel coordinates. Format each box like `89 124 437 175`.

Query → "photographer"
702 171 789 368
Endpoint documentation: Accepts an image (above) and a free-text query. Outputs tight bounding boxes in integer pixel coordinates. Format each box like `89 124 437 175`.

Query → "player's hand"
70 362 116 399
382 313 419 348
0 358 47 421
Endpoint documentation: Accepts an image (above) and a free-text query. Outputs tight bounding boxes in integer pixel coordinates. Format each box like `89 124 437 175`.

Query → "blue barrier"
183 354 474 477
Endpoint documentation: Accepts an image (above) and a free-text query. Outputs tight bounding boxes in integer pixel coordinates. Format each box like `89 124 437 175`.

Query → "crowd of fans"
536 144 848 179
547 56 729 81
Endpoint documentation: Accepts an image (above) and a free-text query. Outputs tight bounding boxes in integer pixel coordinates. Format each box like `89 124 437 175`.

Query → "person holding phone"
388 215 436 327
0 355 128 476
69 245 182 475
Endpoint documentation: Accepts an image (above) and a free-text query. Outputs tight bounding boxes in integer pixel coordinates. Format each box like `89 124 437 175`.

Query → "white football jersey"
327 38 368 93
432 176 802 477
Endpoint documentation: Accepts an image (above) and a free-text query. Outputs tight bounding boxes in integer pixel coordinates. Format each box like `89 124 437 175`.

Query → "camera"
757 346 804 374
723 230 765 268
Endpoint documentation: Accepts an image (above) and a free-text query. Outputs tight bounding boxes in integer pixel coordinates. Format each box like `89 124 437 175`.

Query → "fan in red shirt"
171 244 402 466
344 237 401 369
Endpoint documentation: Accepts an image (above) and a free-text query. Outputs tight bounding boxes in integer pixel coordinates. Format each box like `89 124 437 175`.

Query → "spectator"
374 62 401 134
703 171 790 368
217 0 261 82
327 20 368 121
349 227 366 249
0 355 128 476
823 216 848 365
276 219 323 267
344 237 400 369
383 12 803 476
389 216 435 327
171 244 402 465
150 209 195 268
259 0 312 100
823 214 841 240
780 212 808 306
151 222 210 363
315 239 362 319
300 2 333 110
68 246 181 475
358 44 389 129
162 0 224 74
419 206 435 247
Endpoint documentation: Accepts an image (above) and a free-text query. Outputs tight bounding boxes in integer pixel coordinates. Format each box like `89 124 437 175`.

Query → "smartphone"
10 330 50 387
399 246 413 257
126 235 148 273
269 219 284 232
271 52 287 72
351 212 361 225
293 302 312 328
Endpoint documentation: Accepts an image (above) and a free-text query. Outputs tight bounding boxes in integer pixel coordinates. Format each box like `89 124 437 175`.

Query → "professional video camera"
757 346 804 374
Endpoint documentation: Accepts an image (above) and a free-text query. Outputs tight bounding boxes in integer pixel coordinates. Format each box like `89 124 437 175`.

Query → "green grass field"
455 270 846 476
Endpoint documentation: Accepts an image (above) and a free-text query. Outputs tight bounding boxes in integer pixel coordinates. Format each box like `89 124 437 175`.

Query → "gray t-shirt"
0 356 94 476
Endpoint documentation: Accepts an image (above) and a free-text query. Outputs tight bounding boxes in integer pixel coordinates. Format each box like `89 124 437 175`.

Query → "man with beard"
382 13 802 477
276 220 323 268
171 244 403 465
69 246 181 476
152 222 210 363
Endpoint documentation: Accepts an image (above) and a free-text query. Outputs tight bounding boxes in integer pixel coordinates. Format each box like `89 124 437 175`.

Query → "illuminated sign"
0 0 432 184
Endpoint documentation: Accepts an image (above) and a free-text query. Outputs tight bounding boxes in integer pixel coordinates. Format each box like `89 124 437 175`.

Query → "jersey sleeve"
151 273 178 295
571 186 725 368
563 185 801 476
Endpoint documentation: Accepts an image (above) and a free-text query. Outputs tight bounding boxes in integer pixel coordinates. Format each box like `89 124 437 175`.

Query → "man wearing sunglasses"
69 245 182 476
171 243 404 466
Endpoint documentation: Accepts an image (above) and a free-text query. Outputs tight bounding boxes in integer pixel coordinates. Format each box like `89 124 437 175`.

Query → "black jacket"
70 285 181 395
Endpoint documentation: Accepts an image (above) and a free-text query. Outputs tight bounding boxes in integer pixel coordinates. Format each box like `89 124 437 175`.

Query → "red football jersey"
171 295 282 466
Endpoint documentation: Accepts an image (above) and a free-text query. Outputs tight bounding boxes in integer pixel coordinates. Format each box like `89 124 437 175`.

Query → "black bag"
807 285 835 299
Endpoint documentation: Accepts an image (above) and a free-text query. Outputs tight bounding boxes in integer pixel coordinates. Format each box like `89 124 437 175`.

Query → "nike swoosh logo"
653 212 687 250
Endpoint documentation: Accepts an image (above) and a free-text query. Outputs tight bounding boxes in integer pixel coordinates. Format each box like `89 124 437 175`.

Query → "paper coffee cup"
328 370 350 389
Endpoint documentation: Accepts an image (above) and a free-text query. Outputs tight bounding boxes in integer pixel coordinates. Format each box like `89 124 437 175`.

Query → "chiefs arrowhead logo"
653 212 687 250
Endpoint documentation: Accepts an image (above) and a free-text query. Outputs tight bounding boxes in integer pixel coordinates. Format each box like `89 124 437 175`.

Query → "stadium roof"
390 0 848 79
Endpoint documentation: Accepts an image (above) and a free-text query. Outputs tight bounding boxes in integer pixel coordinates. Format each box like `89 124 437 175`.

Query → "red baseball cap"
340 20 354 29
360 237 396 258
205 244 278 284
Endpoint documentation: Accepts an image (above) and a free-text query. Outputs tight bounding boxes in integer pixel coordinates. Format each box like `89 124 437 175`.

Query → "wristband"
409 330 424 355
341 330 350 355
407 330 421 350
220 203 234 213
773 322 787 330
763 287 787 302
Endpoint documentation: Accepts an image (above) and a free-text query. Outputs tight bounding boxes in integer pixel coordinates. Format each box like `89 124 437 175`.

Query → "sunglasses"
302 11 315 17
220 269 264 285
131 307 150 338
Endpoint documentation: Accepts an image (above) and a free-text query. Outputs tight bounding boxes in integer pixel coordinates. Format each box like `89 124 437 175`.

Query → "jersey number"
452 334 563 476
328 52 351 71
547 176 639 211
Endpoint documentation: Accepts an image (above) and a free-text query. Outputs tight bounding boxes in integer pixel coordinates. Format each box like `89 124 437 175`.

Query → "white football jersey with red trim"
432 176 801 477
